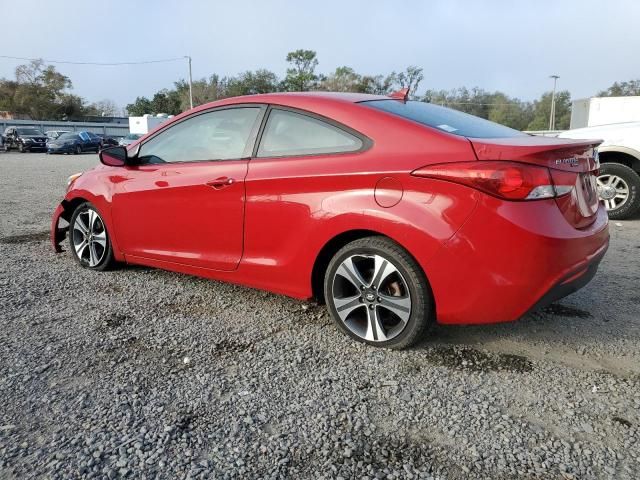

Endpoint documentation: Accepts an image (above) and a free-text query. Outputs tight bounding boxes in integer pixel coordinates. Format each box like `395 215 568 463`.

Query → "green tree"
391 66 424 97
0 59 87 120
126 96 153 116
320 66 366 92
226 69 280 96
283 49 319 91
89 99 120 117
423 87 535 130
597 79 640 97
55 93 87 119
0 79 19 112
151 89 182 115
359 74 398 95
174 74 232 111
527 90 571 130
424 87 492 117
487 93 533 131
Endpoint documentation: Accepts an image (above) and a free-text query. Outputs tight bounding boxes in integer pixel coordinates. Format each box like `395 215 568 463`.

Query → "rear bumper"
523 242 607 316
425 196 609 325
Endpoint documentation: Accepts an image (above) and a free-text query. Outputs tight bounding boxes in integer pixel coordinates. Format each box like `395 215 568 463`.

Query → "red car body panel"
111 160 249 271
426 195 609 324
51 92 609 325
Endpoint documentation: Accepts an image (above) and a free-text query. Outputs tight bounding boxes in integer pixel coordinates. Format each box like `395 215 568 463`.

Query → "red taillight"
549 169 579 196
412 161 560 200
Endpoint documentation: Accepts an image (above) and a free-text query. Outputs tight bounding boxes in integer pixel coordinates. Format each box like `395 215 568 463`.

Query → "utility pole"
185 56 193 110
549 75 560 131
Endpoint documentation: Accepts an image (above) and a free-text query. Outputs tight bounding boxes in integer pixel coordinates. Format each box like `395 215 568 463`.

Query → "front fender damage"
51 202 70 253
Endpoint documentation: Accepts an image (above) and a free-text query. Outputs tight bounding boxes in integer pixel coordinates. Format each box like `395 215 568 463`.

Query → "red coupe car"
51 91 609 349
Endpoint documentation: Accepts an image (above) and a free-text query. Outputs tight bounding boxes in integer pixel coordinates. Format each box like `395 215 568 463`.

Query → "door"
242 107 368 288
112 106 264 271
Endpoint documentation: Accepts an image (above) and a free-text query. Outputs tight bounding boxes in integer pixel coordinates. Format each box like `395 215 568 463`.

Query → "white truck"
570 96 640 129
128 114 172 135
558 122 640 219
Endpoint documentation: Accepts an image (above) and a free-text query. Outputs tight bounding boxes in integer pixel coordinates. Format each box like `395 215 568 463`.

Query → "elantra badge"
555 157 580 167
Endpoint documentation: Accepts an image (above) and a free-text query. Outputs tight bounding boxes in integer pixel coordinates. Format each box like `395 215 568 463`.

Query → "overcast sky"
2 0 638 110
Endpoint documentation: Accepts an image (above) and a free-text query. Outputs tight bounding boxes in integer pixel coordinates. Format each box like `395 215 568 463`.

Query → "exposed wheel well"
60 197 88 223
311 230 384 303
599 151 640 174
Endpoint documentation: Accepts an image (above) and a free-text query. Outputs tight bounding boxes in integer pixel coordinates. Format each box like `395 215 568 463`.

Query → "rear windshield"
362 100 526 138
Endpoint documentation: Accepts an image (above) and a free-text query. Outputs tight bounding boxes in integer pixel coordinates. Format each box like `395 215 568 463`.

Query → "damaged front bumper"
51 203 69 253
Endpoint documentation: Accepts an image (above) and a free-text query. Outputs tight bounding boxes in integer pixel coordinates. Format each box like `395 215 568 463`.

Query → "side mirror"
99 146 127 167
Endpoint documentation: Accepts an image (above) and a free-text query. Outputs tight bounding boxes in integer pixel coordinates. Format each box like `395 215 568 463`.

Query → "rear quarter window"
362 100 527 139
257 109 364 158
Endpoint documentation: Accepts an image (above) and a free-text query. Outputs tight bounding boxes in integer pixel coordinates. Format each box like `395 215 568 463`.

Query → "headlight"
67 172 83 188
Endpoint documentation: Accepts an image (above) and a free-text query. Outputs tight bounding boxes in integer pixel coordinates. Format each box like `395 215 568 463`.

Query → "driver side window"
138 107 261 164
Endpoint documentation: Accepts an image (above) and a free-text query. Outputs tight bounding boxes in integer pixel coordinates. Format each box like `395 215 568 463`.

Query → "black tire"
324 236 433 349
598 163 640 220
18 143 25 153
3 143 9 152
68 202 115 271
75 145 82 155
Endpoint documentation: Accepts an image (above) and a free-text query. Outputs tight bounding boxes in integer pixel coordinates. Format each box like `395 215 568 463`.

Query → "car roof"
157 92 392 132
206 91 390 111
251 91 388 103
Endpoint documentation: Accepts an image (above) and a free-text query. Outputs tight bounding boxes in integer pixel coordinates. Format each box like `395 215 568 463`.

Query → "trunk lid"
468 136 602 228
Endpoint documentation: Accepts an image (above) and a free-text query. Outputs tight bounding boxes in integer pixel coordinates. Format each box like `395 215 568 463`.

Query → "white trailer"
128 114 172 135
570 96 640 129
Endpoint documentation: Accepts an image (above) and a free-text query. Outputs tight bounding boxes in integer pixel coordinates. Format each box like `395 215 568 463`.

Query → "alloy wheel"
597 174 629 211
72 209 108 267
331 254 412 342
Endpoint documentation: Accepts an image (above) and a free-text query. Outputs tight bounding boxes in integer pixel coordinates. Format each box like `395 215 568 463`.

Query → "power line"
439 102 527 106
0 55 186 66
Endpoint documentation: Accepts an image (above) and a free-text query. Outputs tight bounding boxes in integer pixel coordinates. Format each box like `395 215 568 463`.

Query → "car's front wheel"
69 203 115 271
18 143 25 153
324 236 433 349
74 145 82 155
597 163 640 220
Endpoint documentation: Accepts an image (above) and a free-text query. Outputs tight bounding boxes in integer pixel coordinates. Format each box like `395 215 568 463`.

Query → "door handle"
206 177 235 189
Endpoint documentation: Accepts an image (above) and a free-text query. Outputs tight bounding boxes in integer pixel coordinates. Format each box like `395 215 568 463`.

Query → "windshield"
58 133 79 141
126 134 142 140
17 128 44 136
362 100 526 138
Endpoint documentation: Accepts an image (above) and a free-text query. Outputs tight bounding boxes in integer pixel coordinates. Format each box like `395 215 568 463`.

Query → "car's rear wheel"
324 236 433 349
597 163 640 220
75 145 82 155
69 203 114 271
3 143 9 152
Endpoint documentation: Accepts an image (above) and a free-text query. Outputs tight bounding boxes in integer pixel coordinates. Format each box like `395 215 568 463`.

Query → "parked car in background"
52 91 609 349
2 126 48 152
95 134 120 149
118 133 142 146
558 122 640 219
45 130 72 142
47 131 102 155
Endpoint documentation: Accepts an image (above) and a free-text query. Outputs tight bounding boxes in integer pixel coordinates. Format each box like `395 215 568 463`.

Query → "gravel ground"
0 151 639 479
